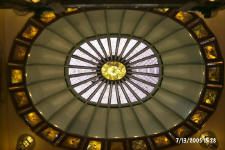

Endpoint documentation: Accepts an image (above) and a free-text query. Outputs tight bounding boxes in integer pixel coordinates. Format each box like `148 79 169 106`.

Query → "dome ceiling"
8 8 224 150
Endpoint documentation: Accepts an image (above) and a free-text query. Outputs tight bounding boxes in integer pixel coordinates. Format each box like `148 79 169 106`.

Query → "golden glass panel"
41 127 59 141
63 137 80 148
192 24 208 39
203 89 217 105
11 69 23 84
101 62 126 80
25 112 41 127
204 44 217 59
132 140 147 150
110 142 124 150
153 136 170 147
175 11 193 23
154 8 169 13
13 45 26 61
175 125 192 138
40 11 56 23
66 8 78 13
87 141 101 150
14 91 29 107
25 0 40 3
209 67 220 82
22 25 38 39
191 110 208 124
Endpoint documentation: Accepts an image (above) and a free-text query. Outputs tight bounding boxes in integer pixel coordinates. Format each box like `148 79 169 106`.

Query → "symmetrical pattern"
8 8 223 150
66 36 161 107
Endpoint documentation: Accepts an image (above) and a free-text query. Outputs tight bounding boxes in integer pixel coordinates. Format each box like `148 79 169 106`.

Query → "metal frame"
7 7 224 150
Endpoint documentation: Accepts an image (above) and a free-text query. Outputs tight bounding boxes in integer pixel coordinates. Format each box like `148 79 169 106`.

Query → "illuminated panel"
132 140 147 150
63 136 80 149
208 67 220 82
87 141 102 150
13 91 29 107
174 125 192 138
203 89 217 105
12 45 26 61
66 8 78 13
11 69 23 84
40 11 56 23
175 11 193 23
204 44 217 60
110 142 124 150
192 24 208 39
24 112 41 127
153 136 170 148
22 25 38 39
191 110 208 125
101 62 126 80
41 127 59 141
153 8 169 13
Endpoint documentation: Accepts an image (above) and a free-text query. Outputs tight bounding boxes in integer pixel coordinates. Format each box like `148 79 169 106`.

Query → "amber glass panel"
22 25 38 39
87 141 101 150
132 140 147 150
66 8 78 13
175 11 193 23
41 127 59 141
153 136 170 147
40 11 56 23
101 62 126 80
203 89 217 105
63 136 80 148
110 142 124 150
174 125 192 138
24 112 41 127
14 91 29 107
204 44 217 59
153 8 169 13
13 45 26 61
192 24 208 39
209 67 220 82
11 69 23 84
191 110 208 124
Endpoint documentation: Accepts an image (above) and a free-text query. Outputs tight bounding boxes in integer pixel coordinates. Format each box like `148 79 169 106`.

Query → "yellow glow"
154 136 170 147
204 89 217 104
87 141 101 150
192 24 208 39
14 91 28 107
101 62 126 80
209 0 216 2
66 8 78 13
175 126 191 138
13 45 26 61
26 136 34 143
191 110 208 124
22 25 38 39
175 11 193 23
25 112 41 126
204 45 217 59
40 11 56 23
154 8 169 13
132 140 147 150
209 67 220 82
41 128 59 141
63 137 80 148
11 69 23 84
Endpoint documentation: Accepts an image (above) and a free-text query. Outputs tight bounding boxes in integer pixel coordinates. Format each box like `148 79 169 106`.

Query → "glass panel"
131 57 158 66
130 78 154 93
110 142 124 150
153 8 169 13
129 48 154 62
11 69 23 84
13 45 26 61
208 67 220 82
22 25 38 39
63 136 80 148
175 11 193 23
40 11 56 23
24 112 41 127
100 38 110 57
80 43 101 59
117 38 127 56
82 82 101 99
14 91 29 107
203 89 217 105
174 125 192 138
110 37 117 56
191 110 208 124
90 40 105 58
87 141 102 150
101 62 126 80
192 24 208 39
90 83 105 103
204 44 217 59
66 8 78 13
132 140 147 150
101 84 110 104
118 85 128 104
41 127 59 141
122 39 138 57
153 135 170 147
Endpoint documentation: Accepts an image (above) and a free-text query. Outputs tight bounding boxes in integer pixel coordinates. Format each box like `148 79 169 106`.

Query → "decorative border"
7 8 224 150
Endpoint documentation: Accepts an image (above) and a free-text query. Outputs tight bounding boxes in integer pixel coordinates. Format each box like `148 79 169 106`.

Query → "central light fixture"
101 61 126 80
